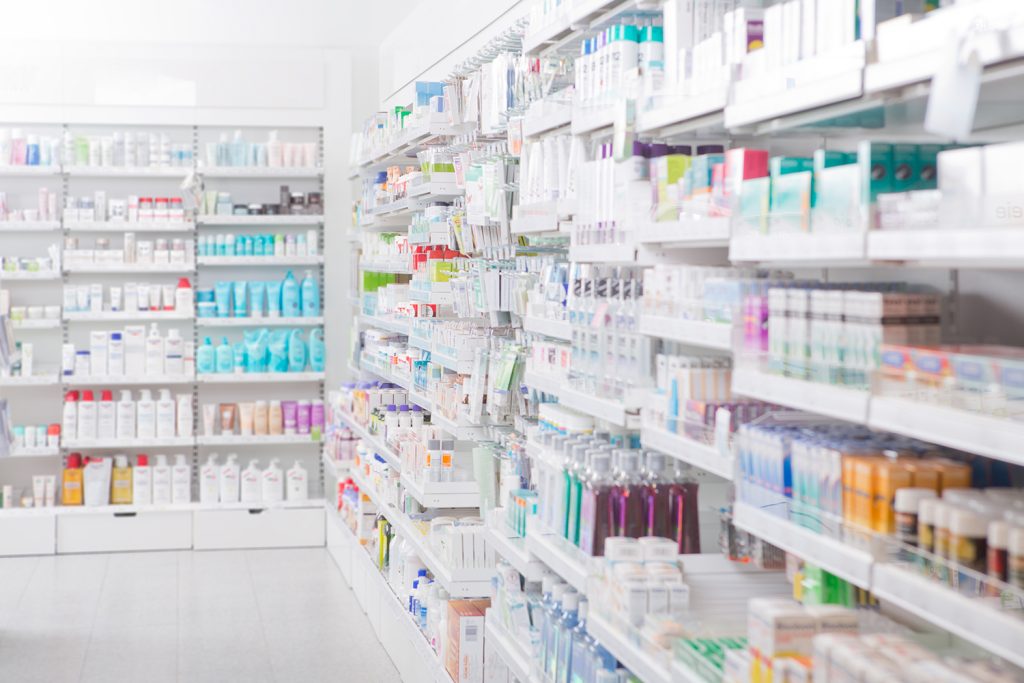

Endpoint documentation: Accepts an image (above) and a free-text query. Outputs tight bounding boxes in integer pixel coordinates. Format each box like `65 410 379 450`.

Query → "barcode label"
464 624 478 642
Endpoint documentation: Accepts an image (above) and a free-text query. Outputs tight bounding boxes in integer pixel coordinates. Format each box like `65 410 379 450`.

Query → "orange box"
445 600 486 683
872 460 914 534
905 461 941 493
933 459 972 492
851 457 882 529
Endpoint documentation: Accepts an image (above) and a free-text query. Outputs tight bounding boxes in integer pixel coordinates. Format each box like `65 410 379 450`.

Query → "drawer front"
57 511 191 554
192 506 325 550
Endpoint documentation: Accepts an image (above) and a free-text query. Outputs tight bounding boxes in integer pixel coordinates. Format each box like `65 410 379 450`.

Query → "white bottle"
156 389 176 439
133 454 152 504
171 454 191 504
262 458 284 503
267 130 283 167
240 459 262 504
151 454 172 505
164 328 184 376
62 390 78 441
176 394 193 438
123 324 146 375
89 330 108 377
97 390 116 439
220 454 240 503
174 279 193 313
115 390 136 439
145 323 164 375
286 461 309 502
107 332 125 376
136 389 156 439
199 454 220 504
77 390 98 440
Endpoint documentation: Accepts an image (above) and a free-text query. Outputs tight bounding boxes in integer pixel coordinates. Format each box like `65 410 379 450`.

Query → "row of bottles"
198 454 309 504
63 388 191 441
538 579 617 683
537 432 701 556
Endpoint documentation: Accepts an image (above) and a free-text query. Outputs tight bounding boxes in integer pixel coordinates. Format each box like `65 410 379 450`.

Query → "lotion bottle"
286 460 309 502
176 394 193 438
156 389 176 438
116 390 136 439
145 323 164 374
62 390 79 442
171 454 191 503
97 390 116 439
152 454 172 505
77 390 97 440
262 458 283 503
220 454 240 503
136 389 156 439
164 328 184 375
133 454 152 505
240 459 262 504
199 454 220 504
110 454 133 504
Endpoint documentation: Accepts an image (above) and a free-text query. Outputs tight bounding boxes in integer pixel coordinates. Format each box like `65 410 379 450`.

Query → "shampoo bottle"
281 271 300 317
156 389 176 438
215 337 233 373
61 453 85 506
199 454 220 504
136 389 156 438
145 323 164 374
116 391 136 439
152 454 172 505
171 454 191 503
286 460 309 502
111 455 133 504
164 329 184 375
176 394 193 437
97 390 116 439
241 459 262 504
197 337 215 374
262 458 284 503
77 390 97 440
300 270 320 317
287 330 307 372
133 454 152 505
220 454 241 503
62 390 79 442
309 329 325 372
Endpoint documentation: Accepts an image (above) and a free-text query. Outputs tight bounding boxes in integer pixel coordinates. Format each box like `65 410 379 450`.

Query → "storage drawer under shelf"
0 514 56 556
192 506 325 550
56 510 192 554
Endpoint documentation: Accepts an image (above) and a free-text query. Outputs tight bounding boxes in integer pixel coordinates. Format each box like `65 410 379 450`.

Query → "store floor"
0 548 401 683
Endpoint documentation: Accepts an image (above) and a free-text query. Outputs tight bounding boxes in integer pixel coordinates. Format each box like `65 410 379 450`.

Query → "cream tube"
44 476 56 507
220 403 237 435
32 475 45 508
161 284 174 311
238 402 255 436
203 404 217 436
253 401 268 436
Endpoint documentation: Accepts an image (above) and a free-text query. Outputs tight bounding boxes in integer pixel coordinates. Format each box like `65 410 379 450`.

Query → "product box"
770 156 814 232
445 600 488 683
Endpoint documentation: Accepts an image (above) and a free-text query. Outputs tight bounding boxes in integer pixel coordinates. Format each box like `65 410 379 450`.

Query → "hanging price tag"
925 29 982 140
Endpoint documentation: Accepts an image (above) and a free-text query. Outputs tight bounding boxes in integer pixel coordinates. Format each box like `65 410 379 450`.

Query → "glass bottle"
543 583 568 680
554 591 580 683
578 452 614 556
568 599 593 683
564 444 589 545
641 450 672 538
668 462 702 554
611 449 645 539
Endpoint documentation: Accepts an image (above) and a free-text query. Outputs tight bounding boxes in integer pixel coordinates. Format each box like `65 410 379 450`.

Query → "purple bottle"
578 452 614 556
641 451 672 539
667 462 701 554
610 450 645 539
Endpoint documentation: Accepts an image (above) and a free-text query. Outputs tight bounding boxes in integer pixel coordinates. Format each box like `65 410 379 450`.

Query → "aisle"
0 548 400 683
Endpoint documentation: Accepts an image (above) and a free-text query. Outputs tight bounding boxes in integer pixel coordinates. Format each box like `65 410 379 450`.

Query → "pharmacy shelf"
636 88 728 137
868 396 1024 468
372 197 422 217
732 502 874 588
11 319 61 330
0 374 59 387
867 228 1024 269
729 232 867 265
634 217 730 248
64 221 194 233
196 316 322 328
408 388 434 413
511 201 563 235
64 264 195 274
197 215 323 226
359 262 412 275
522 107 572 138
64 311 193 322
871 564 1024 670
429 410 493 441
352 468 492 598
638 315 734 352
485 614 538 683
62 436 195 450
588 613 681 683
0 165 60 176
196 434 322 447
0 220 61 232
408 181 463 200
399 474 479 509
359 313 411 336
65 166 190 178
524 519 591 594
199 166 322 178
7 446 60 458
337 411 401 470
195 372 324 384
197 255 323 266
356 121 470 170
0 498 324 518
522 316 571 341
523 370 641 429
570 104 620 136
640 427 734 481
63 375 194 387
0 271 61 281
732 367 870 424
485 510 545 582
568 243 637 264
430 349 472 375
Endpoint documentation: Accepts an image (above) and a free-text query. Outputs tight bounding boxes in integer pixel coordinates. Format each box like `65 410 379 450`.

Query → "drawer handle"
114 512 137 518
248 508 265 515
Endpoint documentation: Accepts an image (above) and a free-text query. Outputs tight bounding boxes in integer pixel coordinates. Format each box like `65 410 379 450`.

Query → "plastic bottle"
215 337 233 373
267 130 283 167
288 330 307 372
145 323 164 375
543 583 569 679
241 459 262 504
197 337 215 374
174 277 193 313
300 270 320 317
232 341 247 374
564 444 589 544
136 389 156 439
77 390 97 440
286 461 309 501
151 454 172 505
554 591 580 683
281 271 301 317
308 329 326 372
262 458 284 503
111 455 133 504
164 329 184 375
115 390 135 439
199 454 220 504
641 451 671 538
568 599 593 683
133 454 152 504
666 462 701 554
578 452 614 556
97 390 116 439
611 449 645 539
220 453 241 503
62 390 79 441
170 454 191 503
62 453 85 506
156 389 176 438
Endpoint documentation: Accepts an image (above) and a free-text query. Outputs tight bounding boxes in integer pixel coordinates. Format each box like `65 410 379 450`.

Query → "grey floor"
0 548 401 683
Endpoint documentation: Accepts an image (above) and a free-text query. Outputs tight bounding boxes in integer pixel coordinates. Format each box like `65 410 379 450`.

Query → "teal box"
891 144 918 192
738 177 771 235
771 171 813 232
916 144 942 190
858 141 893 206
813 163 862 232
812 150 857 211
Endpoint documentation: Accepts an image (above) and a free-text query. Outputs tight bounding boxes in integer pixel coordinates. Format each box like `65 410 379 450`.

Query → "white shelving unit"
195 371 325 384
196 214 323 226
196 316 323 328
638 315 734 351
640 426 734 481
